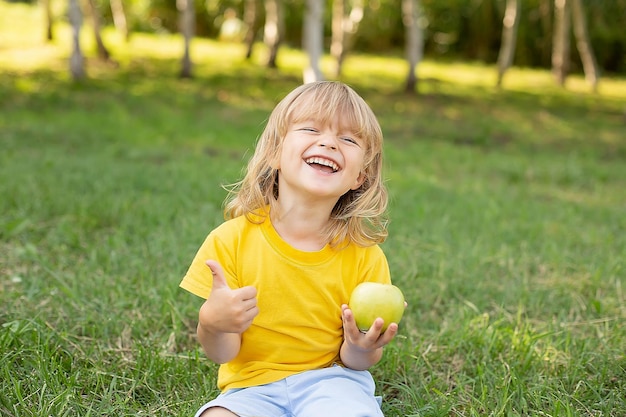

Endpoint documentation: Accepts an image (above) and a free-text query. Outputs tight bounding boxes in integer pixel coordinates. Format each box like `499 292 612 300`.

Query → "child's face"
275 120 366 202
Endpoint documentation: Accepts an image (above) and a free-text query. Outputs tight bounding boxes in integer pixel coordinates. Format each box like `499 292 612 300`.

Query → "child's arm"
196 260 259 364
339 304 399 370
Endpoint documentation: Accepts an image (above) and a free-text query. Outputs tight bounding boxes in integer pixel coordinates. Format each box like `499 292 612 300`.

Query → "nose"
318 135 337 150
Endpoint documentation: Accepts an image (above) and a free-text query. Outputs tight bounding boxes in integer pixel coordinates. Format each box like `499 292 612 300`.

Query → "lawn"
1 1 625 416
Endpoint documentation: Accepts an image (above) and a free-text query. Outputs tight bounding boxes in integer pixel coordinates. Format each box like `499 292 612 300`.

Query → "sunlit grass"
3 0 626 110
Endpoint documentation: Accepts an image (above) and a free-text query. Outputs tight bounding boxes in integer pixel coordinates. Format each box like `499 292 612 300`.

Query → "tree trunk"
264 0 284 68
331 0 345 77
552 0 571 86
570 0 600 92
42 0 54 41
68 0 85 80
85 0 111 61
496 0 520 88
178 0 195 78
243 0 258 59
473 0 495 61
402 0 423 94
110 0 129 42
538 0 553 64
303 0 324 83
331 0 364 77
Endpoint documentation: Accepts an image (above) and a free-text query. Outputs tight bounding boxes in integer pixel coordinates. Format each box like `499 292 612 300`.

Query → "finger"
341 305 352 321
246 305 260 320
236 285 258 301
236 305 259 331
239 295 258 313
360 318 385 340
341 308 364 339
386 323 399 336
205 260 230 290
341 306 353 328
376 322 399 346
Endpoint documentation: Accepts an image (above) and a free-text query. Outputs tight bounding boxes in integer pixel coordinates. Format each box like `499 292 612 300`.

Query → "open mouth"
305 157 339 173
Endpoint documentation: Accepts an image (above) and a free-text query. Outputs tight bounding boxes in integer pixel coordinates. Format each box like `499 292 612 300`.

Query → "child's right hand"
198 260 259 334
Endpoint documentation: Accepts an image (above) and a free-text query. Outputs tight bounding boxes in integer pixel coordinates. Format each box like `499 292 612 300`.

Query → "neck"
270 199 336 251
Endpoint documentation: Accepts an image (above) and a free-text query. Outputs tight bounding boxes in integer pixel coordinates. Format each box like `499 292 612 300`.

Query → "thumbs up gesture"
198 260 259 334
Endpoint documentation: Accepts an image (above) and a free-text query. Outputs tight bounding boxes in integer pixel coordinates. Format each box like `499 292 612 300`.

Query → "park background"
1 0 625 416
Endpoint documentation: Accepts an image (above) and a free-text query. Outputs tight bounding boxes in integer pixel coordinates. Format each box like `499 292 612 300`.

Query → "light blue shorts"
194 365 384 417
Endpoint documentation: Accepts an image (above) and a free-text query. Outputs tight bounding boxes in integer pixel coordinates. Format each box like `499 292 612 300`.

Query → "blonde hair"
223 81 388 247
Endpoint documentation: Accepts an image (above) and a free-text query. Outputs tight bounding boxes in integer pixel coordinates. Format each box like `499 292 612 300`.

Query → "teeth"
306 157 339 172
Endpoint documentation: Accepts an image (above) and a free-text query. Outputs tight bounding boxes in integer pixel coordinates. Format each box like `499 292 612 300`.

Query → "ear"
351 172 366 190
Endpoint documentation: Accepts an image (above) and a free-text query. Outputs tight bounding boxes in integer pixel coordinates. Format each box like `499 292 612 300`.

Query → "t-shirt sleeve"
361 244 392 285
179 226 238 299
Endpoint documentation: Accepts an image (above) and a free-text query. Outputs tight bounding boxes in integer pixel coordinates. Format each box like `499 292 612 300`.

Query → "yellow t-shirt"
180 213 391 392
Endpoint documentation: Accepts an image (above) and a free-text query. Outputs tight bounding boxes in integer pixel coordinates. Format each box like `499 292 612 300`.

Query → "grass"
1 1 625 416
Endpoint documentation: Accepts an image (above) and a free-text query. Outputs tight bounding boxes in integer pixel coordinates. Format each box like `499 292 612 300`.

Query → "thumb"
205 260 230 290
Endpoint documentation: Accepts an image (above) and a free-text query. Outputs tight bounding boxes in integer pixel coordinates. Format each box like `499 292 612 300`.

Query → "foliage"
1 2 626 416
37 0 626 72
92 0 626 73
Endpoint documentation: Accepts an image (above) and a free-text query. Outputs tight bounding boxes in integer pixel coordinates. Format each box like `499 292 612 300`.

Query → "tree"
264 0 284 68
303 0 325 83
496 0 520 88
243 0 259 59
68 0 85 80
178 0 195 78
85 0 111 61
110 0 129 42
402 0 424 93
331 0 364 77
551 0 600 91
42 0 54 41
570 0 600 92
552 0 571 86
331 0 345 77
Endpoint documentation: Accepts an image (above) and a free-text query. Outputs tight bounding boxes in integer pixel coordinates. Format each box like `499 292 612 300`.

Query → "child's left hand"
340 304 399 352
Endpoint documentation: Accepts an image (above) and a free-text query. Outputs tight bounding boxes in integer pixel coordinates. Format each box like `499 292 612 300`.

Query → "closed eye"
341 136 360 146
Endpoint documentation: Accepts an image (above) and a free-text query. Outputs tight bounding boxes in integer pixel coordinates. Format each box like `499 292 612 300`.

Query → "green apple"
349 282 405 332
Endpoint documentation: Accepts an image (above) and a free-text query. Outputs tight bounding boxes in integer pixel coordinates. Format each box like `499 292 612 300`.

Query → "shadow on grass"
1 54 625 162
